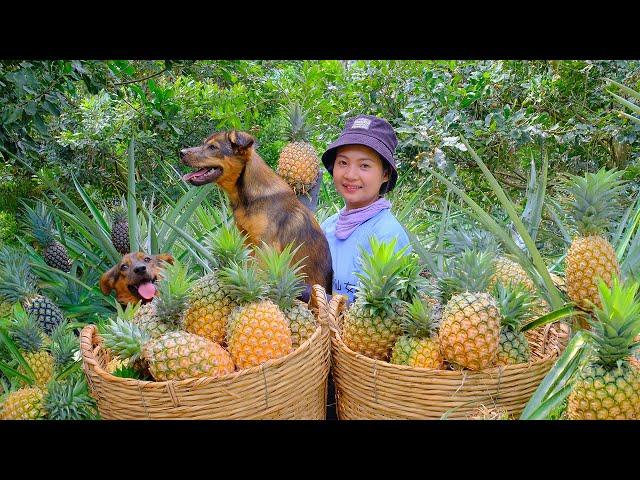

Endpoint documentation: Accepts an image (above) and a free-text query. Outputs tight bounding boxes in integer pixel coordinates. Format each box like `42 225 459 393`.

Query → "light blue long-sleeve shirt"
321 208 412 304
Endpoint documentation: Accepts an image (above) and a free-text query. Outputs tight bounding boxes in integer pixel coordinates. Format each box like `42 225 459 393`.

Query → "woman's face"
332 144 389 210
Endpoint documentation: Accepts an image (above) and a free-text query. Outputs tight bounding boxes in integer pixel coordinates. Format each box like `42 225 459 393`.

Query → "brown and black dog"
180 130 332 298
100 252 174 305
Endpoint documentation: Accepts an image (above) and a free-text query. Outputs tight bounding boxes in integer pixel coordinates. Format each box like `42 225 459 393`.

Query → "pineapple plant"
437 249 502 370
101 318 235 381
110 199 129 254
567 277 640 419
276 103 320 196
183 223 250 344
220 259 292 369
0 250 64 335
390 297 443 369
341 238 408 361
9 305 55 388
564 169 625 311
254 242 317 350
493 283 536 366
23 202 71 272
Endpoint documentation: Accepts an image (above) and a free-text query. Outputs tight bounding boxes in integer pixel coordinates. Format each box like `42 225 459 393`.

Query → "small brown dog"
100 252 174 305
179 130 332 297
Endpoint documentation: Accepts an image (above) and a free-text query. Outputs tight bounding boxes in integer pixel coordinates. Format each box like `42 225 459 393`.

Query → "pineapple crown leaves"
492 282 536 332
218 259 269 305
587 276 640 367
445 225 501 256
438 249 496 304
400 297 437 338
49 321 79 369
354 237 409 317
155 260 194 326
8 303 45 353
43 375 99 420
111 196 129 223
115 300 142 323
0 247 39 302
100 317 151 363
285 103 310 142
21 201 57 247
205 222 251 271
565 168 626 236
396 254 430 303
254 241 306 311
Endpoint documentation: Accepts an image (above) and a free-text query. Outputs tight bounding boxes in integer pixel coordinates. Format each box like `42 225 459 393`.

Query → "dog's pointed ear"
228 130 255 155
156 253 174 265
99 265 119 295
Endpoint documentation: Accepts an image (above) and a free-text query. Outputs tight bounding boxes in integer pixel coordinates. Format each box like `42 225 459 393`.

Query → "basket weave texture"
328 294 570 420
81 285 331 419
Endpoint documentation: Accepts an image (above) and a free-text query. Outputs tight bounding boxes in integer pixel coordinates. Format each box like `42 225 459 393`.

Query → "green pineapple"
183 223 250 344
110 199 129 254
567 277 640 419
391 297 443 369
0 251 65 335
341 237 408 361
23 202 71 272
492 283 536 366
254 242 317 350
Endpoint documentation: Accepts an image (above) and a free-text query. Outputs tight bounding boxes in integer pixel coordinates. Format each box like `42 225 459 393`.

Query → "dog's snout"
180 149 187 160
134 265 147 275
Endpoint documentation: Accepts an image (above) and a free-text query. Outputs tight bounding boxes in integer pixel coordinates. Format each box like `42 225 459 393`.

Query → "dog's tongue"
183 168 209 181
138 282 156 300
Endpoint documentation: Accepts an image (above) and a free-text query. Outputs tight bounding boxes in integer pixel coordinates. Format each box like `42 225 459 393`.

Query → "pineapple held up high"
567 278 640 419
276 104 320 196
564 169 625 311
23 202 71 273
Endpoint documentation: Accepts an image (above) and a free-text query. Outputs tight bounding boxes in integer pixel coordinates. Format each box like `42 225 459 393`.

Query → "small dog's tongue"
183 168 209 181
138 282 156 300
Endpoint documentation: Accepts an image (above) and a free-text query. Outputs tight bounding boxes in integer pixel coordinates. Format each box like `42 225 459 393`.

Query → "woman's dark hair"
379 162 392 196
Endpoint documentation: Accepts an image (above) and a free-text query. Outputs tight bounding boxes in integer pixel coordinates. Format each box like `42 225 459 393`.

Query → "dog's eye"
120 264 129 271
144 257 151 263
208 144 216 150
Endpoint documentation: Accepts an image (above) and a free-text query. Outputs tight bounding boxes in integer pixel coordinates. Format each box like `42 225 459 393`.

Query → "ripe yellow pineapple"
183 223 250 344
0 386 46 420
220 259 292 369
391 297 443 369
438 250 502 370
567 278 640 419
564 169 625 311
276 104 320 195
490 256 535 293
341 238 410 361
254 242 317 350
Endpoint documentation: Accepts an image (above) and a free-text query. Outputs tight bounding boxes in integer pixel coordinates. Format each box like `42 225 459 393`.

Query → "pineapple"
341 238 408 361
564 169 625 311
490 256 535 293
9 306 55 388
0 386 46 419
110 200 129 254
23 202 71 272
391 297 444 369
438 250 502 370
101 318 235 381
493 283 535 366
220 259 292 369
567 277 640 419
254 242 317 350
43 374 98 420
276 104 320 195
0 252 64 335
183 223 250 344
50 321 79 371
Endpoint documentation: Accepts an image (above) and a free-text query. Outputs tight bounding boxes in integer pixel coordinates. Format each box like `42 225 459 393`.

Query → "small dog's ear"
228 130 255 154
99 265 119 295
156 253 175 265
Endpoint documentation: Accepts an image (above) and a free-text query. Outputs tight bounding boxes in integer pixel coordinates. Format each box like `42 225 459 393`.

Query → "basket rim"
82 284 329 389
327 293 567 378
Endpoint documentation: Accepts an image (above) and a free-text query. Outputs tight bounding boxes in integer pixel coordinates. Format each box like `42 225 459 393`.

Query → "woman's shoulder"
320 212 339 232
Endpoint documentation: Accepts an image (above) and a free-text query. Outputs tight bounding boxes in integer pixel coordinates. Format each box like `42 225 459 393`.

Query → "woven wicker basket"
328 294 570 420
81 285 331 419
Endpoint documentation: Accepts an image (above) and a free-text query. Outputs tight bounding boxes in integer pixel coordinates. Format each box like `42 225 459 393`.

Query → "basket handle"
328 294 348 334
309 284 329 333
80 324 100 367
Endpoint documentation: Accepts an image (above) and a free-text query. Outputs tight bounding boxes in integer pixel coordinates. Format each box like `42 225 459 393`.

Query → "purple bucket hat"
321 114 399 193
